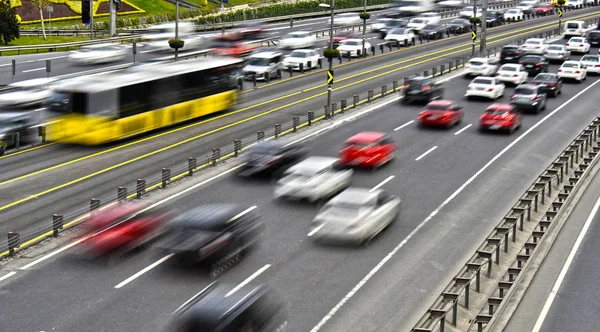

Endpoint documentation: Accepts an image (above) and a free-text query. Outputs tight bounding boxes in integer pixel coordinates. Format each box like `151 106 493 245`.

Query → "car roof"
250 140 282 152
341 39 362 43
469 57 489 62
486 103 513 110
525 38 544 42
515 84 537 90
286 156 338 174
329 187 379 206
407 76 430 81
249 51 282 59
503 44 520 48
501 63 520 68
9 77 57 88
289 49 315 53
170 204 250 231
426 100 454 107
562 60 580 65
346 131 386 143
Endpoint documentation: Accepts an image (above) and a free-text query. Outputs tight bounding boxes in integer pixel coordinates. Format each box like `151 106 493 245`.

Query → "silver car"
543 44 571 62
274 156 353 203
310 187 401 245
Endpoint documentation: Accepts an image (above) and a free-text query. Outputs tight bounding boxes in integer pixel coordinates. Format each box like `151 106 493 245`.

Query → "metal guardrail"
0 35 142 56
19 29 147 37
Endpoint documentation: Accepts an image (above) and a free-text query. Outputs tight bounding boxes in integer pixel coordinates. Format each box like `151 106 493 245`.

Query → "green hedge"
196 0 390 25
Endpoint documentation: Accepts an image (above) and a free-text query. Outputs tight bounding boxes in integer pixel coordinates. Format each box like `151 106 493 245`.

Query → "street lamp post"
362 0 367 58
480 0 487 54
175 0 180 61
320 1 335 114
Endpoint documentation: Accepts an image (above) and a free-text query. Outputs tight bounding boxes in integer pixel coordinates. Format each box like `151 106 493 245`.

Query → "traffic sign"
558 9 563 17
471 31 477 41
327 70 334 84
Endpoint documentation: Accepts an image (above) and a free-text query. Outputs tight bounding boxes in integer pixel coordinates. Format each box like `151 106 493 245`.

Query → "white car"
566 0 584 8
579 55 600 74
557 61 587 82
371 18 394 31
504 8 524 21
565 37 590 54
278 31 317 49
518 38 547 55
337 39 372 57
544 44 571 61
274 157 353 203
564 20 586 37
459 6 482 18
464 57 500 77
420 12 442 25
515 4 534 14
384 28 416 46
407 18 428 31
68 44 128 64
0 78 58 109
333 13 362 26
310 187 401 245
495 64 529 85
465 77 506 100
283 49 320 71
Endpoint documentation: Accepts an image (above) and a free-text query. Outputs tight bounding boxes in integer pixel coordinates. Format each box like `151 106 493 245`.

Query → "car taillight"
535 63 541 67
483 66 488 69
580 44 584 46
531 82 538 85
548 83 556 87
422 85 431 91
535 46 540 49
339 145 354 153
515 52 521 56
531 95 539 100
558 69 563 72
520 62 525 65
465 65 470 68
575 70 581 73
404 84 410 88
487 88 493 92
511 94 516 99
495 73 500 76
467 86 472 90
513 74 519 77
566 43 570 46
596 64 600 67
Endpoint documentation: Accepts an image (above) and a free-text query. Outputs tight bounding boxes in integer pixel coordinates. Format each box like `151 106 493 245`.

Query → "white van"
564 20 587 38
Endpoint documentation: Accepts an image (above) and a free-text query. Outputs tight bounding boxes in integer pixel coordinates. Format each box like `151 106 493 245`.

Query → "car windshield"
320 204 363 220
288 33 307 39
581 55 600 62
547 45 564 51
406 79 431 87
248 58 272 66
486 108 509 114
335 32 353 37
422 25 438 30
514 87 535 95
426 104 452 111
472 78 493 85
521 56 541 63
525 40 542 45
567 23 580 29
507 9 518 13
343 41 360 46
289 51 309 58
501 66 517 72
469 60 485 66
503 46 519 51
390 28 407 34
534 74 555 81
250 145 279 155
562 63 579 68
570 38 584 43
463 6 474 10
411 19 425 24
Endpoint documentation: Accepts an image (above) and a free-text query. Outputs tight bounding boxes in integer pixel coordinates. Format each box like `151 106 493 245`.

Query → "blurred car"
402 76 444 104
566 0 584 9
447 18 471 34
438 0 463 7
338 132 396 168
378 18 409 38
518 38 547 55
531 73 563 97
500 45 522 63
333 12 362 26
407 17 428 31
417 100 464 128
0 112 37 155
168 283 288 332
565 37 591 54
238 141 307 177
274 156 353 203
534 3 554 15
419 24 447 39
543 44 571 62
278 31 317 49
564 20 587 38
504 8 524 21
420 12 442 24
74 203 172 259
337 39 372 57
558 60 587 82
68 44 128 65
465 76 506 100
495 64 529 85
519 55 550 75
242 51 284 80
464 57 499 77
587 30 600 46
372 18 394 31
310 187 400 245
249 46 279 56
156 204 264 265
509 84 548 113
479 104 523 134
212 34 258 57
515 3 534 15
0 78 57 110
283 49 321 70
486 11 505 27
384 28 416 46
238 21 267 39
459 6 482 18
333 31 358 48
580 54 600 74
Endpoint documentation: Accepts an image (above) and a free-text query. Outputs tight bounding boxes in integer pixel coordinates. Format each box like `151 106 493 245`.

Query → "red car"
212 34 258 58
479 104 523 134
75 203 173 259
535 3 553 15
339 132 396 168
417 100 464 128
333 31 358 48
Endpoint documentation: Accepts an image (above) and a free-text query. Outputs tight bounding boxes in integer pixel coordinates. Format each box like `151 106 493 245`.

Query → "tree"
0 0 20 45
31 0 51 40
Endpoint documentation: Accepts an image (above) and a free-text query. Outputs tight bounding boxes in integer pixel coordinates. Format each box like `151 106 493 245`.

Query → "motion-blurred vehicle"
587 30 600 46
338 132 396 168
543 44 571 62
75 203 172 259
465 77 506 100
238 21 267 39
238 141 307 177
384 28 416 46
504 8 524 21
520 55 550 75
437 0 463 8
0 112 37 155
333 12 362 26
417 100 464 128
333 31 358 48
212 34 258 57
500 45 522 63
249 46 279 56
68 44 128 65
274 156 353 203
0 78 57 110
486 11 506 27
378 18 409 38
169 283 288 332
464 57 499 77
495 64 529 85
509 84 548 113
534 3 554 15
557 60 587 82
156 204 264 265
515 3 535 15
371 18 394 31
479 104 523 134
518 38 548 55
402 76 444 104
566 0 584 9
278 31 317 49
446 18 471 34
580 54 600 74
283 49 321 70
310 187 400 245
407 17 428 31
243 51 284 80
459 6 482 18
564 20 587 38
531 73 563 97
337 39 372 57
141 22 195 49
393 0 435 16
420 12 442 24
419 24 447 39
565 37 591 53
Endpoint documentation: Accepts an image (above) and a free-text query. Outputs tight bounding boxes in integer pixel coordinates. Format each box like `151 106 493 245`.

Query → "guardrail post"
381 85 387 97
90 198 100 214
52 214 63 237
290 18 293 28
46 60 51 79
395 40 400 49
11 59 15 82
300 62 304 74
424 70 429 77
324 105 330 119
257 130 265 141
252 74 257 88
293 116 299 132
367 90 373 102
449 61 453 72
211 149 220 167
233 140 242 157
308 111 314 126
117 186 127 202
7 232 20 256
353 94 359 108
265 72 271 83
318 58 322 69
162 168 171 187
379 44 384 53
132 41 137 64
370 45 375 55
238 77 243 91
331 103 337 117
432 67 437 76
441 64 446 74
307 61 312 71
275 124 281 138
136 179 145 199
14 132 20 150
346 51 352 61
286 65 293 77
393 80 398 92
341 99 347 114
388 42 392 51
338 53 342 64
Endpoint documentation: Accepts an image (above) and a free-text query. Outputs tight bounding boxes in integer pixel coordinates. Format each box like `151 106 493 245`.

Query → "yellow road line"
0 142 57 160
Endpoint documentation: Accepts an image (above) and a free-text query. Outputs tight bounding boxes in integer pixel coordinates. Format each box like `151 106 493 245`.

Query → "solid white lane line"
225 264 271 297
172 281 217 314
228 206 258 223
309 78 600 332
415 146 438 161
370 175 395 192
115 254 174 289
531 192 600 331
22 67 45 73
0 271 17 282
308 224 325 237
454 124 472 136
394 120 414 131
20 238 87 270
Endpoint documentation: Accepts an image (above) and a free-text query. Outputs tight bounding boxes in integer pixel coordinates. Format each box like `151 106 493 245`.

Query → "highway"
1 35 600 331
0 6 598 242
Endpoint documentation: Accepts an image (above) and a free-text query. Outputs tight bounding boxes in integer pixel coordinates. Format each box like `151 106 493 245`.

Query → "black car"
379 18 408 38
486 11 505 27
238 141 307 177
531 73 563 97
169 283 288 332
446 18 471 34
500 45 522 64
0 112 37 155
519 55 550 75
419 24 447 40
156 204 264 266
402 76 444 104
588 30 600 47
509 84 548 113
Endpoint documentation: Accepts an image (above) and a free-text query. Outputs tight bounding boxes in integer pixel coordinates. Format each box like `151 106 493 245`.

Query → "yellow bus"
46 57 243 145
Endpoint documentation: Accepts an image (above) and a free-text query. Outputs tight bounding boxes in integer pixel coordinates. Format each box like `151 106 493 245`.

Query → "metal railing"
0 35 142 56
